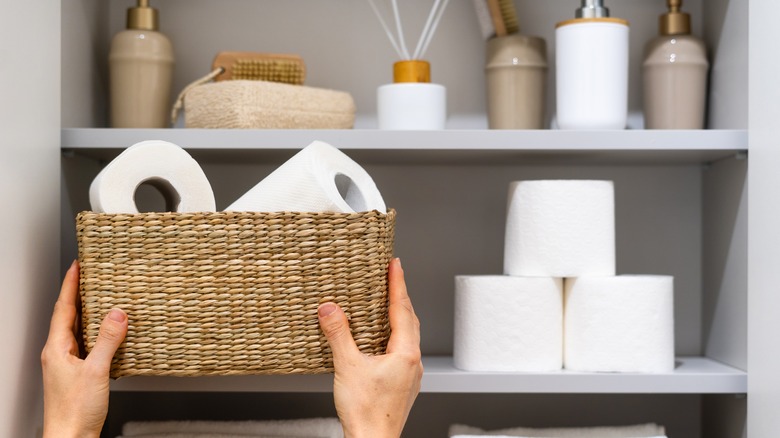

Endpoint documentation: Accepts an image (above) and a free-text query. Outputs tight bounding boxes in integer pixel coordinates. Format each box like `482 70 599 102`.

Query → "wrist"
43 421 101 438
343 424 401 438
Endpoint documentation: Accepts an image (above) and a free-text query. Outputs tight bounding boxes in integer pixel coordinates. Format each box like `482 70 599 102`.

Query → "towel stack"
449 422 667 437
454 180 675 373
118 418 344 438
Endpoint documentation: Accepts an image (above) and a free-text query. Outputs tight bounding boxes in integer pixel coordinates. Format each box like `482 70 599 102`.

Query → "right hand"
317 258 423 438
41 260 128 438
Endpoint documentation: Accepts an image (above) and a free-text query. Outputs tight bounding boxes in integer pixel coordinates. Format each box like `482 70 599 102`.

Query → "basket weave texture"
76 210 395 378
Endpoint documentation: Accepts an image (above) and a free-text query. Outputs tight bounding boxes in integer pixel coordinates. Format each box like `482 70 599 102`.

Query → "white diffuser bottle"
109 0 174 128
377 60 446 130
555 0 629 130
643 0 709 129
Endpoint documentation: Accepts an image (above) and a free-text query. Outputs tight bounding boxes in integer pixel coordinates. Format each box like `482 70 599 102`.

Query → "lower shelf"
109 356 746 394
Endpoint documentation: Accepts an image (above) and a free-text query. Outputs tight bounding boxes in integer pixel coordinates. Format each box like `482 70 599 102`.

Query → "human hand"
41 260 128 438
317 258 423 438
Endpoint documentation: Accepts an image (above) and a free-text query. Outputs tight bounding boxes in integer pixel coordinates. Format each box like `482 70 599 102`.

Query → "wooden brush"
498 0 520 35
212 52 306 85
474 0 519 39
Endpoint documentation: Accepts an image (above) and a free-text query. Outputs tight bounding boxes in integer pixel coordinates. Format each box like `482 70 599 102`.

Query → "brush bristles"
499 0 519 35
472 0 496 39
232 59 305 85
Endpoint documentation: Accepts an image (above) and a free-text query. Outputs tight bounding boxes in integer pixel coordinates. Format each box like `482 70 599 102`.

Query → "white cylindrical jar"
377 60 446 130
555 18 629 130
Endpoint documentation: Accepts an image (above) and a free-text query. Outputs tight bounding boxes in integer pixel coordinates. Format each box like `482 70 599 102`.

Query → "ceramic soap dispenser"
109 0 174 128
643 0 708 129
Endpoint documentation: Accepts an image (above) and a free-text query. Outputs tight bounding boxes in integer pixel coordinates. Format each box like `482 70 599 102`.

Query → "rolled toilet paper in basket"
226 141 386 213
504 180 615 277
89 140 216 213
454 275 563 372
564 275 675 373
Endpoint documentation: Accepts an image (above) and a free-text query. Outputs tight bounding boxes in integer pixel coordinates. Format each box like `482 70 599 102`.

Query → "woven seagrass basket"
76 209 395 378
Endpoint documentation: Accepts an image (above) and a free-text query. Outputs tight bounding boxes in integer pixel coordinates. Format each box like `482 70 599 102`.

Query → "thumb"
318 303 360 365
86 308 127 372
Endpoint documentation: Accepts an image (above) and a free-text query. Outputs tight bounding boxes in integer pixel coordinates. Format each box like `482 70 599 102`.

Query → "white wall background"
0 1 61 436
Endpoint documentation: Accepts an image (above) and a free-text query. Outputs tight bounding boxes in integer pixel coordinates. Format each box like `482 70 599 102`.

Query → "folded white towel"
449 423 665 437
122 418 343 438
119 434 299 438
452 436 667 438
452 435 516 438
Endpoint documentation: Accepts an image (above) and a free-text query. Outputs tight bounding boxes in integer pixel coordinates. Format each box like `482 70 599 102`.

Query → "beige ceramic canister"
485 35 547 129
109 0 174 128
643 0 708 129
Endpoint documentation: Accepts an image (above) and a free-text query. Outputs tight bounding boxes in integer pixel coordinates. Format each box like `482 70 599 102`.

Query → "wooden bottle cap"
393 60 431 83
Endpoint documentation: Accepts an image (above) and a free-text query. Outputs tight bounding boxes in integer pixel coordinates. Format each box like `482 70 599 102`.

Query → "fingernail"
108 308 126 323
318 303 338 318
68 259 78 272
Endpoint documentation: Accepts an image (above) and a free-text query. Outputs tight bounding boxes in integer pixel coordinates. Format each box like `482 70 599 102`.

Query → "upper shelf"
62 128 747 165
109 356 746 394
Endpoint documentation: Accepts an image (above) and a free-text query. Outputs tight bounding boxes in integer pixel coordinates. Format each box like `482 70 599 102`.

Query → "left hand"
41 260 128 438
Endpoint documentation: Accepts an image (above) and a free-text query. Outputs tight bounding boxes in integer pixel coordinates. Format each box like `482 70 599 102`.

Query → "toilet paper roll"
504 180 615 277
89 140 216 214
454 275 563 372
226 141 386 213
564 275 675 373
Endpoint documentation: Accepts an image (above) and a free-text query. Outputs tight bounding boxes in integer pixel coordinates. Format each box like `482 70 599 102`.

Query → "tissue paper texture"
89 140 216 214
454 275 563 372
504 180 615 277
226 141 386 213
564 275 675 373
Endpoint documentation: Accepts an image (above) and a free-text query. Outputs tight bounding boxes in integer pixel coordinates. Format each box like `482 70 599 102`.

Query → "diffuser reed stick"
368 0 452 61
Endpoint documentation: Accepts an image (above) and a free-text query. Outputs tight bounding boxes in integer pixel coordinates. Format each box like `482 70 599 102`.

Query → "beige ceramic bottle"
643 0 708 129
109 0 174 128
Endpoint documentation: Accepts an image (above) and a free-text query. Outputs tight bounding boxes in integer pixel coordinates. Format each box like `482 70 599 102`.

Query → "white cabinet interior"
60 0 749 437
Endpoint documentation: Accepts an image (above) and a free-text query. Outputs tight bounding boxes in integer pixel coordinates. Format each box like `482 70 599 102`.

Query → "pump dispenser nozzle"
660 0 691 35
127 0 159 31
576 0 610 18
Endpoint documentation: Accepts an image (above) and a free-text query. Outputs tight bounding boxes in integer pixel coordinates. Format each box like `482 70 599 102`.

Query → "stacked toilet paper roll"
454 276 563 372
564 275 675 373
504 180 615 277
89 140 216 214
453 179 674 374
226 140 386 213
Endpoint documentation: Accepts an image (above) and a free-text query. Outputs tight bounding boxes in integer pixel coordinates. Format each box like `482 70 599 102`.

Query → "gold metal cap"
660 0 691 35
393 60 431 83
127 0 159 31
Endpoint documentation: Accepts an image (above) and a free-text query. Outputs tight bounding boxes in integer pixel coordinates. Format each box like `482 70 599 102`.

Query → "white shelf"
62 128 747 165
421 356 746 394
109 356 746 394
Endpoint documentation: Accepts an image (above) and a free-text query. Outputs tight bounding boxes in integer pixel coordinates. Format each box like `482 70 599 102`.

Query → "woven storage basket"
76 209 395 378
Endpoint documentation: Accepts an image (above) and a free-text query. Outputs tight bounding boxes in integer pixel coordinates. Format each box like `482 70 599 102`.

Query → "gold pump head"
127 0 159 31
660 0 691 36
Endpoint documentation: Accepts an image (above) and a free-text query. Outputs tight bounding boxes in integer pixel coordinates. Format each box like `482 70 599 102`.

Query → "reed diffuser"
369 0 451 130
